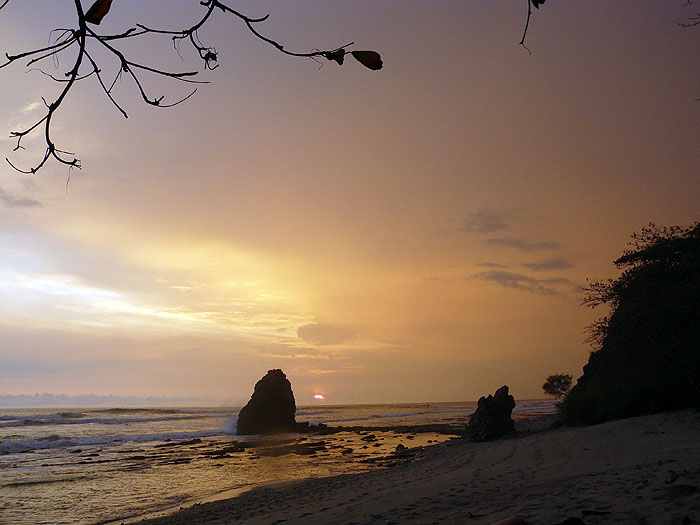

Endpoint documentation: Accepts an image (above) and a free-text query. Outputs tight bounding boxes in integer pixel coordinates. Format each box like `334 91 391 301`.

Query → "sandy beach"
138 410 700 524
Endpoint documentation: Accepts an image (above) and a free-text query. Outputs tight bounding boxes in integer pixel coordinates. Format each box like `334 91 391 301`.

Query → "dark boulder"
236 369 298 435
466 385 516 442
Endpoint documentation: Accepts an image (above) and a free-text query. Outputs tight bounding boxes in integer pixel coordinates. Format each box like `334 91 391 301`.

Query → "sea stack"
236 369 298 435
466 385 516 442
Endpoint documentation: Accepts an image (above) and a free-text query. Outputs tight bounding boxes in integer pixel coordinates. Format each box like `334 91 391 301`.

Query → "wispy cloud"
462 209 510 233
261 352 337 360
485 236 560 251
471 269 574 296
21 102 43 114
0 188 41 208
306 369 340 375
297 323 358 345
476 262 508 269
522 258 573 271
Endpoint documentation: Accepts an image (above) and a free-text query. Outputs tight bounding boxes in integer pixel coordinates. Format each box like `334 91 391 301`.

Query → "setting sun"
314 394 325 400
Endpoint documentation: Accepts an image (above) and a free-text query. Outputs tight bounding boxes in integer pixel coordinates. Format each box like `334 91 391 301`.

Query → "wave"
3 478 69 488
310 406 473 425
0 411 219 429
224 419 237 435
92 408 180 414
512 400 558 419
0 429 230 455
298 400 556 425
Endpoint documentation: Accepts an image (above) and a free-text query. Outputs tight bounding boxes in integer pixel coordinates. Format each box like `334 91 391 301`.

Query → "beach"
0 402 487 524
140 410 700 525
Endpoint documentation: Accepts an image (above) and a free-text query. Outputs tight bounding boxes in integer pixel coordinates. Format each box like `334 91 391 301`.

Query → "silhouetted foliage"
542 373 572 399
561 223 700 424
0 0 382 174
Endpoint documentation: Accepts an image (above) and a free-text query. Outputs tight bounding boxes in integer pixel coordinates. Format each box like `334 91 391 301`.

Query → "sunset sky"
1 1 698 405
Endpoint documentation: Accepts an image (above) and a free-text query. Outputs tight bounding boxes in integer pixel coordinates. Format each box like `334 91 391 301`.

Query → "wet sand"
139 410 700 524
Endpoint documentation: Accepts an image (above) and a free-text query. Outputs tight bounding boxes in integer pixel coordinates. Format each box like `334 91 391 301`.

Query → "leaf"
324 49 345 66
350 50 383 71
84 0 113 25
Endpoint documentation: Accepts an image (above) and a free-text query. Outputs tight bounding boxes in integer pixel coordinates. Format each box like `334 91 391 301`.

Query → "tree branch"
519 0 533 48
2 0 382 173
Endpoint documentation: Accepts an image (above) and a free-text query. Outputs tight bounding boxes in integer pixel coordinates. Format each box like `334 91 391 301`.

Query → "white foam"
0 412 212 428
223 418 237 435
0 429 227 455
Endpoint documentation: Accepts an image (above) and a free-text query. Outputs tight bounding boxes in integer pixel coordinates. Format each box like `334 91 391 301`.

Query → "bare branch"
2 0 382 173
25 40 77 68
1 33 78 69
88 27 147 41
83 49 128 118
29 66 96 83
7 0 85 173
156 88 198 108
519 0 533 52
679 13 700 27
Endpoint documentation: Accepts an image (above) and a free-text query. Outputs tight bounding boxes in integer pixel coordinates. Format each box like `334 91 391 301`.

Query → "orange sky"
1 1 699 404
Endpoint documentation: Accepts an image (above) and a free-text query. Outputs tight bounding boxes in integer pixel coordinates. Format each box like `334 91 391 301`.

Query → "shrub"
542 373 572 398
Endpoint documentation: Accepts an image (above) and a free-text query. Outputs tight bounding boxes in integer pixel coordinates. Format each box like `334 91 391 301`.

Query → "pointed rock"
237 369 298 435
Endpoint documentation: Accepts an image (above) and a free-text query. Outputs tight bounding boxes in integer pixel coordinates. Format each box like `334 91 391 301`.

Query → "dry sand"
140 410 700 524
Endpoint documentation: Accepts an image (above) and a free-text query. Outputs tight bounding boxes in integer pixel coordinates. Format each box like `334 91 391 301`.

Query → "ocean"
0 400 555 524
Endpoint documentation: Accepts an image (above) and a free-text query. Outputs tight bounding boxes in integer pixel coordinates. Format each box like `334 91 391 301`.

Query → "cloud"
0 188 41 208
471 269 574 296
462 209 510 233
21 102 43 114
522 258 574 271
484 236 560 251
297 323 358 345
265 353 336 360
476 262 508 269
306 369 339 375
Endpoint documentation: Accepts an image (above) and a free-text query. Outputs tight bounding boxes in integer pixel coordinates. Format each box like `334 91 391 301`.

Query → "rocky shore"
136 410 700 524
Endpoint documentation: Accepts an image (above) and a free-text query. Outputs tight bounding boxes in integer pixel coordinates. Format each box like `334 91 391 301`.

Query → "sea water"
0 400 555 524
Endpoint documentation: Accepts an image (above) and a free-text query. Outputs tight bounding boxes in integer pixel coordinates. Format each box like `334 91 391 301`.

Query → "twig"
519 0 533 52
2 0 381 173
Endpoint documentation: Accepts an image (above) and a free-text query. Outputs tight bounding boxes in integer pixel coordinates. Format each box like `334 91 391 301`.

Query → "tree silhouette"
560 223 700 423
542 373 572 399
0 0 382 174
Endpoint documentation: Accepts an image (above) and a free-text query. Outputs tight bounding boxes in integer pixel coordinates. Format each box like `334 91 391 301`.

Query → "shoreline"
108 416 557 524
133 410 700 524
104 423 465 525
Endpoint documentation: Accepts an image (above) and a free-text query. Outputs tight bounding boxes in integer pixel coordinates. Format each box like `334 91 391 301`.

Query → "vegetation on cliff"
561 223 700 424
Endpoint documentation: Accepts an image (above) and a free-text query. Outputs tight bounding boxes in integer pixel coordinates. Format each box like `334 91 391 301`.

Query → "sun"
313 394 325 401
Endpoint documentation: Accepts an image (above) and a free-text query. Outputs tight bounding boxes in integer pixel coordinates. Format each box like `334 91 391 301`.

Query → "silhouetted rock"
466 385 516 442
256 440 327 457
236 369 298 435
555 519 584 525
489 515 527 525
154 438 202 448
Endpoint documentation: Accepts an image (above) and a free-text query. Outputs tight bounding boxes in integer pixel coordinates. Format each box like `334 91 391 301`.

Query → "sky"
1 1 698 405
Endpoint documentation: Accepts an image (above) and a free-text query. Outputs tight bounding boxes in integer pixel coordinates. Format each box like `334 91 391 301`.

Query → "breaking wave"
0 429 228 455
0 409 222 429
